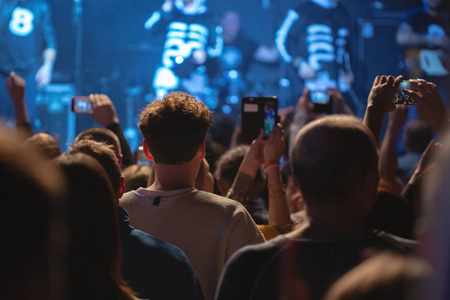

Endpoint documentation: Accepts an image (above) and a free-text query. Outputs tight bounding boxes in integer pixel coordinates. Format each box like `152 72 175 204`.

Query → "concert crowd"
1 0 450 300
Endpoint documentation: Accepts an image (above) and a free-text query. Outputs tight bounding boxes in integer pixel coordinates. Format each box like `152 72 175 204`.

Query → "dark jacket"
118 206 204 300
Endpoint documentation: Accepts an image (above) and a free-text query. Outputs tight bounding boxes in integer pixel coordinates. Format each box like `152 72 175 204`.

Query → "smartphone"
136 146 152 167
71 96 93 113
311 90 332 114
241 96 278 144
395 81 416 105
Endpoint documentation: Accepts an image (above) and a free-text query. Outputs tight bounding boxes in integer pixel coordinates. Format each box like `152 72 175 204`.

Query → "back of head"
214 145 265 196
0 132 65 300
23 133 62 160
291 115 378 203
76 127 122 159
325 252 430 300
66 139 122 196
122 164 152 192
139 91 212 164
210 113 235 148
60 153 133 300
403 120 433 153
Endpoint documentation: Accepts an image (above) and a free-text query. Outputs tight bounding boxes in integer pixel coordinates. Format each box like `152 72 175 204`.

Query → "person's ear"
143 139 154 161
118 176 125 201
118 154 123 169
197 141 206 160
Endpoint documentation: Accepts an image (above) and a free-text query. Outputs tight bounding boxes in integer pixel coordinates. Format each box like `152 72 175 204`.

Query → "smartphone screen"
136 146 152 167
395 81 416 105
263 101 277 139
241 96 278 144
71 96 93 113
310 90 332 114
310 91 330 104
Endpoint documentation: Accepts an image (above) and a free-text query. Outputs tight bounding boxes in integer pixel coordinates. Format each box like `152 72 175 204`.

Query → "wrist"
264 162 281 174
43 62 53 69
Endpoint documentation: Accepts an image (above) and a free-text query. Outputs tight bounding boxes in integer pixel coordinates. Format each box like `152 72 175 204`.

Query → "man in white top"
120 91 265 300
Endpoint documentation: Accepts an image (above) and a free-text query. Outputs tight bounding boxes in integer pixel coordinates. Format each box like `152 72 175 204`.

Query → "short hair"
215 145 265 195
403 120 433 153
76 127 122 158
66 139 121 194
23 133 62 159
139 91 212 164
122 164 152 192
324 252 430 300
291 115 378 200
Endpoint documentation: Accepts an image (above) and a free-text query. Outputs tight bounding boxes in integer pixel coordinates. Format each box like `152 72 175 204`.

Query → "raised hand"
6 72 25 104
296 88 313 113
89 94 119 127
367 75 402 113
263 124 285 163
330 88 352 115
404 79 447 136
238 130 265 177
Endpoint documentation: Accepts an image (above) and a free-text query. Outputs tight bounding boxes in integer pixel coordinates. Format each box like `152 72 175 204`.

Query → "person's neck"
149 160 199 191
287 202 368 240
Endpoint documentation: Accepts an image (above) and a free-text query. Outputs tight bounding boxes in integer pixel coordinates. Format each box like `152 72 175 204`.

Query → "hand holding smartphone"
311 90 332 114
395 81 417 105
241 96 279 144
71 96 93 113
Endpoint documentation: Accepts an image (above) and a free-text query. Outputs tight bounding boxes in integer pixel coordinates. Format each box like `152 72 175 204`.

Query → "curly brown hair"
139 91 212 165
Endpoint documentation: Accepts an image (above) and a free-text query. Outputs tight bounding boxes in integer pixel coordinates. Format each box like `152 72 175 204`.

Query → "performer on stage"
210 10 279 114
0 0 57 126
275 0 353 96
144 0 223 108
397 0 450 105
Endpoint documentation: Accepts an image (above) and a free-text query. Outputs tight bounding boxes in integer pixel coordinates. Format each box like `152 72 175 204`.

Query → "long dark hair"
60 153 135 300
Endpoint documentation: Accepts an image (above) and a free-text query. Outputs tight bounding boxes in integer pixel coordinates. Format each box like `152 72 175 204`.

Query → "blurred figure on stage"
397 0 450 106
275 0 354 106
209 10 279 116
144 0 223 109
0 0 57 127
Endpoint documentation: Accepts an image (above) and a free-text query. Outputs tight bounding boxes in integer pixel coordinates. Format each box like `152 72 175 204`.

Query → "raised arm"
264 124 292 233
226 131 265 205
404 79 449 139
363 75 402 146
6 72 32 140
379 105 409 195
89 94 133 168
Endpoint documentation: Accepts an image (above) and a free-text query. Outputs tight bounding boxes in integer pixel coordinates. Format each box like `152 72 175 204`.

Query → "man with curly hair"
120 91 265 300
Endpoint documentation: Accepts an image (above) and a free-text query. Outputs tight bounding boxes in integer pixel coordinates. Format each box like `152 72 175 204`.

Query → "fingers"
303 88 311 100
373 76 381 87
393 75 403 90
403 89 422 103
386 75 394 86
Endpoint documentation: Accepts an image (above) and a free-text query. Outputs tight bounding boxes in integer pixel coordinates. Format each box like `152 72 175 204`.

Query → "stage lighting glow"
227 95 239 105
228 70 239 79
221 105 232 114
279 78 290 87
175 56 184 64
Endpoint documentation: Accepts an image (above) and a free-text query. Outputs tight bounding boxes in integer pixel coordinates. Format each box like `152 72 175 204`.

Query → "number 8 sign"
9 7 35 37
